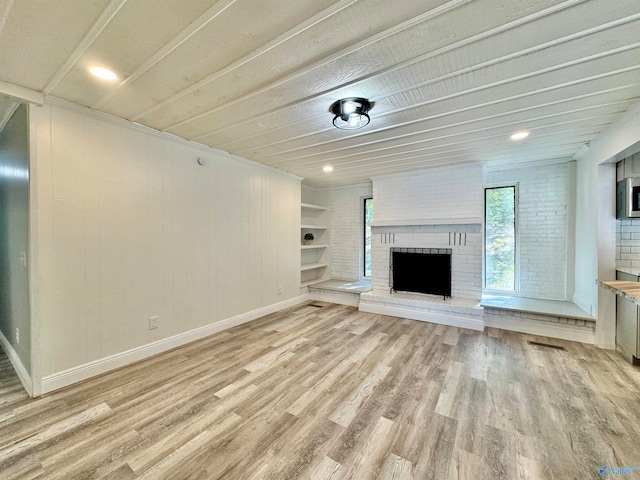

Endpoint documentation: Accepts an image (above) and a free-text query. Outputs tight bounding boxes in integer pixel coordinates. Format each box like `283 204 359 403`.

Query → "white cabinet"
301 203 329 287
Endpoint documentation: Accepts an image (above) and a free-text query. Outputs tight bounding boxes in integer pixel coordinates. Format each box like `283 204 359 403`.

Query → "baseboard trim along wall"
0 329 32 396
41 294 310 394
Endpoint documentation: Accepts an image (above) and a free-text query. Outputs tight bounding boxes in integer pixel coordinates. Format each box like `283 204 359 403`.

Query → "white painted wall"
484 162 575 300
30 102 301 380
0 104 31 374
574 99 640 348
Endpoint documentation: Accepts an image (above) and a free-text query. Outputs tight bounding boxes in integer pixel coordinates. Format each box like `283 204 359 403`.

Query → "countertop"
598 279 640 305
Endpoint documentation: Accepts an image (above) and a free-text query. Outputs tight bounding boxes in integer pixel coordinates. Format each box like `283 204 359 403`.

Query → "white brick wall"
371 164 483 300
372 164 483 221
328 184 373 280
485 162 572 300
371 225 482 299
616 218 640 268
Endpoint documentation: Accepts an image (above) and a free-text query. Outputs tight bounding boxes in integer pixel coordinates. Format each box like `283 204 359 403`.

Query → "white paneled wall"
31 103 300 378
485 162 574 300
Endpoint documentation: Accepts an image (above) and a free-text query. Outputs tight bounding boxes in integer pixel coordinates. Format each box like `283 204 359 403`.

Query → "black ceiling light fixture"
330 97 373 130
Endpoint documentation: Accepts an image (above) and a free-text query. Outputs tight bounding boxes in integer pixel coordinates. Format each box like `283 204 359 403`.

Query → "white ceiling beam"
43 0 128 95
150 0 471 129
253 53 640 160
92 0 240 109
190 0 600 143
215 14 640 151
273 115 617 171
267 99 633 164
290 124 608 173
129 0 359 122
0 78 43 105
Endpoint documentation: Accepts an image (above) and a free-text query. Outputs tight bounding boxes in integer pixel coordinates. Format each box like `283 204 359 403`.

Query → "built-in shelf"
300 262 328 272
371 217 482 227
301 201 329 287
301 224 327 230
301 203 327 211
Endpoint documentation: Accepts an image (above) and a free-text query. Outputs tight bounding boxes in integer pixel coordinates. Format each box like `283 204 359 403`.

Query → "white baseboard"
41 295 309 394
484 315 595 344
359 301 485 331
0 329 32 396
310 290 360 307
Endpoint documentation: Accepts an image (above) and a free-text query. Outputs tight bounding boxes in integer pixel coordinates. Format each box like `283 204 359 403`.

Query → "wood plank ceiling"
0 0 639 186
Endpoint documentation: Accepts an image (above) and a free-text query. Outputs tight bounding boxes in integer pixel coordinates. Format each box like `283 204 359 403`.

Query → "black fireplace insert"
390 247 452 298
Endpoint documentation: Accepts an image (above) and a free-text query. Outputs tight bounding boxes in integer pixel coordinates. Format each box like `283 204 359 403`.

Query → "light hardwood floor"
1 302 640 479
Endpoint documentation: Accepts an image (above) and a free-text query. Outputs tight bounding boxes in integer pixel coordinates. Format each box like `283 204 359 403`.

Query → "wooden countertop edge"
597 279 640 305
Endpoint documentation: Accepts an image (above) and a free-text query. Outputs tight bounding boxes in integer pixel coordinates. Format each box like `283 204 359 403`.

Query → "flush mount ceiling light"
330 97 372 130
89 66 118 81
510 130 530 141
323 165 334 172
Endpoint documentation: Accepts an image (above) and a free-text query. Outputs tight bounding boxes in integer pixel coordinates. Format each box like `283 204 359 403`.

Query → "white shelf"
371 217 482 227
301 262 328 272
301 244 328 250
301 224 327 230
301 203 327 211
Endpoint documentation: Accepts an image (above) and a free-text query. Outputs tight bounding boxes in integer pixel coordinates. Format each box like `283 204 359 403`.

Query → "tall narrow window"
485 186 516 291
364 198 374 277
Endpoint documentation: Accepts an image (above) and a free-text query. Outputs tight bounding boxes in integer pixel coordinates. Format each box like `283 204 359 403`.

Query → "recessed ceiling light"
510 131 530 141
323 165 334 172
89 66 118 81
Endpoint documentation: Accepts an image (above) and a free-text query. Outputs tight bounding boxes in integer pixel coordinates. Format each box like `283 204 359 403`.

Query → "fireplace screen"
390 248 452 298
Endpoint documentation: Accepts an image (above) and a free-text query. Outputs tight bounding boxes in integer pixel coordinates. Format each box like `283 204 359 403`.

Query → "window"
485 186 516 291
364 198 374 277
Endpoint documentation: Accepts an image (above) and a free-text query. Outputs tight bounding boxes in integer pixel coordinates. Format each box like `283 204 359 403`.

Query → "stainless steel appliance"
615 270 640 365
616 177 640 218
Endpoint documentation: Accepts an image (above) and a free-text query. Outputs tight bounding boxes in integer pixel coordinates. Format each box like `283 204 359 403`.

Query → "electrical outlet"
149 316 159 330
278 285 283 295
15 328 19 344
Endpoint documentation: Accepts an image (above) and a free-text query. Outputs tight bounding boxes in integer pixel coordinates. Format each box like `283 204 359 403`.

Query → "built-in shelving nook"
300 202 330 287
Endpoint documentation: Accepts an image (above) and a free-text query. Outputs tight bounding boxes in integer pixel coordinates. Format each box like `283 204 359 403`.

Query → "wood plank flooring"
1 302 640 479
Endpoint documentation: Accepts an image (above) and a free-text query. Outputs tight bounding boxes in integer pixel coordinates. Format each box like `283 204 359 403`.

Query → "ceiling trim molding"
191 0 593 143
128 0 358 122
0 79 43 105
154 0 471 130
43 96 302 181
92 0 240 109
43 0 128 95
0 100 19 133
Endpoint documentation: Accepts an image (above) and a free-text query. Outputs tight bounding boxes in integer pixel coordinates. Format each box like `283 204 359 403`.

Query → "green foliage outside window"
485 187 515 290
364 198 374 277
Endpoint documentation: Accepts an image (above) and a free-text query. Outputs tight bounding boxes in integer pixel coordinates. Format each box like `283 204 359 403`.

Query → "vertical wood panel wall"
31 103 301 378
